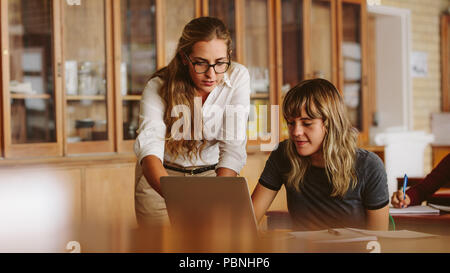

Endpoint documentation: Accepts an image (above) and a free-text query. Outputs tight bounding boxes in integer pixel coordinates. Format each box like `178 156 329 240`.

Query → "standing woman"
251 79 389 231
134 17 250 228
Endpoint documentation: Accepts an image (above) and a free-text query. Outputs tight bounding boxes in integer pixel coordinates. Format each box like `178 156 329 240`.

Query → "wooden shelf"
343 79 361 84
122 95 141 101
10 93 52 100
250 93 270 100
66 95 106 101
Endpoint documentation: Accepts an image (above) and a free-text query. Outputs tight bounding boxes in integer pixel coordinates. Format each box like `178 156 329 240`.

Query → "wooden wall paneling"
83 163 137 251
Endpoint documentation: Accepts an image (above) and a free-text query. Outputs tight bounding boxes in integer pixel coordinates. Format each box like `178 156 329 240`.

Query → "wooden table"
392 212 450 236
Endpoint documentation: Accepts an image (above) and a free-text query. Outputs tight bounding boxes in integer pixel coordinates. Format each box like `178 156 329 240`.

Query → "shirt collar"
223 70 232 88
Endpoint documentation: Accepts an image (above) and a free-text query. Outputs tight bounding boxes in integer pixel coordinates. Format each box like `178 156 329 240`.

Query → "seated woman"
251 78 389 231
391 153 450 208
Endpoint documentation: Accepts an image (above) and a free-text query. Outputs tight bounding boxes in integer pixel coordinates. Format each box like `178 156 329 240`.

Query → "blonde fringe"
284 79 358 197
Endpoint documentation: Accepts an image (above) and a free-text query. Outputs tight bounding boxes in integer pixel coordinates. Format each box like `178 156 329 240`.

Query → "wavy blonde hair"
282 79 358 197
151 17 232 162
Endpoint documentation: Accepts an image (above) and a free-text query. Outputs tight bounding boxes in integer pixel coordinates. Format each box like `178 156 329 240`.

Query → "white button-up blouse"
134 62 251 174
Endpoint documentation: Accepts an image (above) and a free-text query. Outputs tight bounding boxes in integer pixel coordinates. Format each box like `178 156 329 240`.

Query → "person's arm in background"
391 154 450 208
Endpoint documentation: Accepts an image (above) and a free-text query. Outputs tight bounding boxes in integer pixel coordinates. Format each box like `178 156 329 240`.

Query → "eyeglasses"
184 52 230 74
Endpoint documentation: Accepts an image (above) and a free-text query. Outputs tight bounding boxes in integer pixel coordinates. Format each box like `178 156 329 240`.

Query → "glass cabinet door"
208 0 237 61
280 0 305 140
310 0 334 82
339 1 364 132
62 0 112 153
244 0 272 144
120 0 157 145
164 0 196 65
281 0 304 93
3 0 60 157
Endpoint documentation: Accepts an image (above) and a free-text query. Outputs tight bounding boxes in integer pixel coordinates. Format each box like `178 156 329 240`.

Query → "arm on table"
251 183 278 224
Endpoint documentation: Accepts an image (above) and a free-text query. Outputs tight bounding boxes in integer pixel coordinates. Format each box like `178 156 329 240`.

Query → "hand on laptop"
391 190 411 208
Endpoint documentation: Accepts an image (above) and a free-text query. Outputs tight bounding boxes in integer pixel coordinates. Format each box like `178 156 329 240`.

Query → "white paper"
411 51 428 78
428 203 450 213
389 205 440 215
347 228 438 239
289 229 377 243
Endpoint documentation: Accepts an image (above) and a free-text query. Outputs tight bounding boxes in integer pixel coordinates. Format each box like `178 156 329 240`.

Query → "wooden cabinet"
1 0 372 159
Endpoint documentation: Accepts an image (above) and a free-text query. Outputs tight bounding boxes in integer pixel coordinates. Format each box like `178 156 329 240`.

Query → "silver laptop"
160 176 258 238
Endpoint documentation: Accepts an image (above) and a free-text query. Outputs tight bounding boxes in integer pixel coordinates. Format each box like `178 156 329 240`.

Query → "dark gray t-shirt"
259 140 389 231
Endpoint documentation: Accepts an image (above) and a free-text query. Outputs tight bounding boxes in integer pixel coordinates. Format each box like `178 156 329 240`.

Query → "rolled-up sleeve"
134 78 166 165
217 65 251 173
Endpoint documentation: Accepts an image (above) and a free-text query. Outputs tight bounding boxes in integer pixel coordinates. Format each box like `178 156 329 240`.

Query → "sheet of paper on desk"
346 228 438 239
389 205 440 215
428 203 450 212
289 229 377 243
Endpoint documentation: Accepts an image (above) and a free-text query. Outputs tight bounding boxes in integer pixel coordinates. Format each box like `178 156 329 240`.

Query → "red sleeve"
406 153 450 205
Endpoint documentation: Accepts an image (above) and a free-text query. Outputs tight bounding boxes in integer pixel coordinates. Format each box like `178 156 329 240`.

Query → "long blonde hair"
151 17 232 162
282 79 358 197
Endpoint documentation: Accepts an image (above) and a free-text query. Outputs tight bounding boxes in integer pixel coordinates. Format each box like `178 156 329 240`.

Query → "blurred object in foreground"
0 170 81 252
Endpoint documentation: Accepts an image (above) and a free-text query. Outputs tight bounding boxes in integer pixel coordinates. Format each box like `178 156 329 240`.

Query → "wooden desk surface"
74 225 450 253
392 212 450 236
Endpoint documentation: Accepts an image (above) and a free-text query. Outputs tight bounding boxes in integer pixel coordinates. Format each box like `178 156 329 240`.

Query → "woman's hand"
391 189 411 208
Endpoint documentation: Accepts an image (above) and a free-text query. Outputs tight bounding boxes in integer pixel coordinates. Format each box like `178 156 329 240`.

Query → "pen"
402 174 408 205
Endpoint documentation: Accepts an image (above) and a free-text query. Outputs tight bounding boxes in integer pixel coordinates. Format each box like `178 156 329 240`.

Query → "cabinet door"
1 0 62 158
337 0 368 142
244 0 278 146
163 0 196 65
207 0 237 61
62 0 114 154
309 0 336 82
281 0 305 92
279 0 306 140
114 0 158 153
